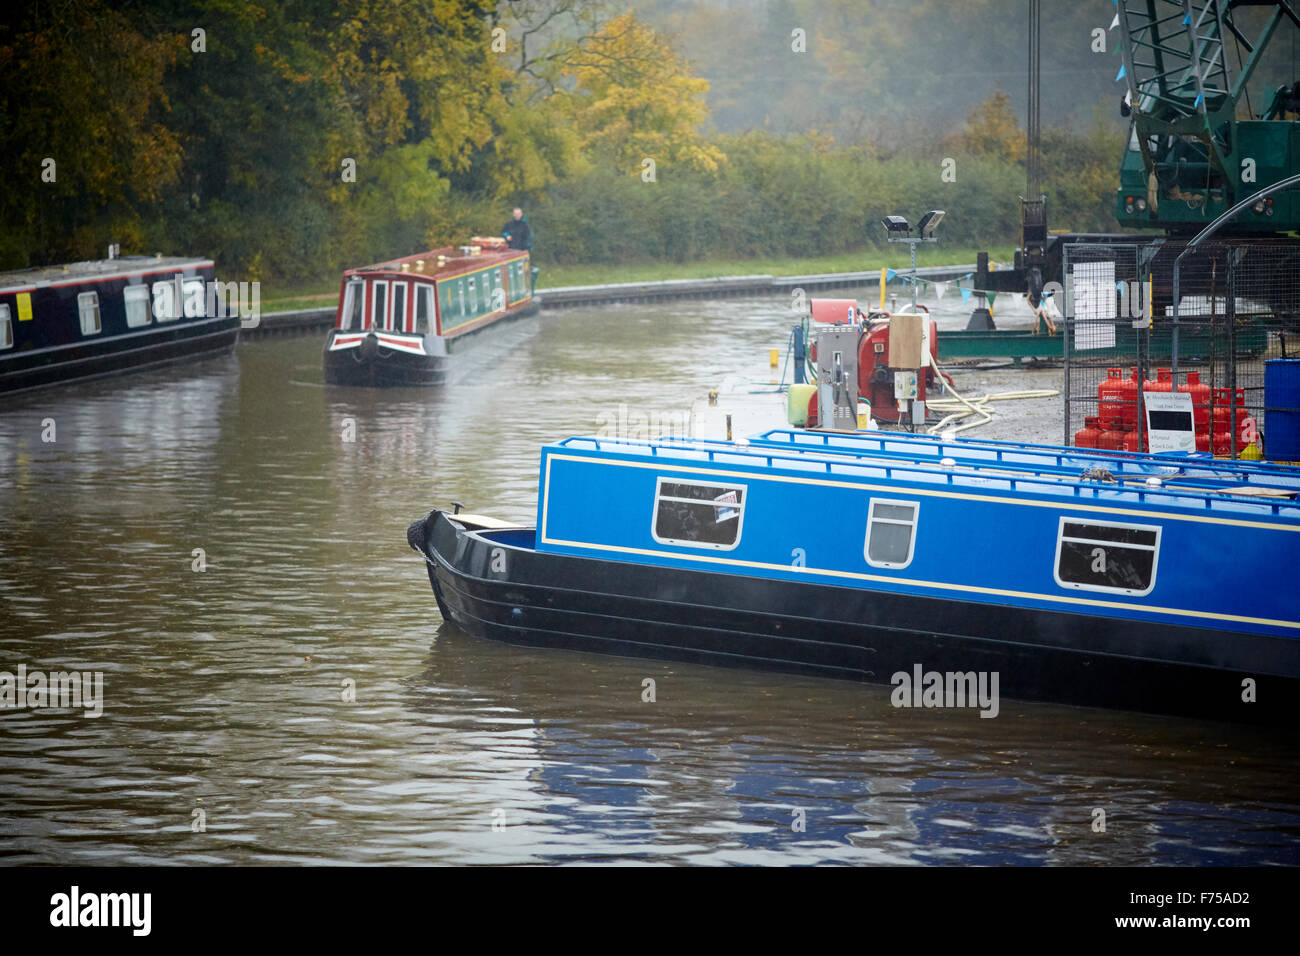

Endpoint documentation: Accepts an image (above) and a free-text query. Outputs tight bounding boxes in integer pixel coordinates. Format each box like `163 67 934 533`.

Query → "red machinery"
806 300 946 426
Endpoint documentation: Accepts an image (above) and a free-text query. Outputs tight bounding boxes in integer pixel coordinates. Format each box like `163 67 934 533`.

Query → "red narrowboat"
323 238 538 387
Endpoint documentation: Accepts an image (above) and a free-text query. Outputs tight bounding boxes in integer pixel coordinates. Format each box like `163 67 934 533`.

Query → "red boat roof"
345 243 526 281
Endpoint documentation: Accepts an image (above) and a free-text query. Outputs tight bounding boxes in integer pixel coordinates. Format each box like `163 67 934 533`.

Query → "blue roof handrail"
555 435 1300 519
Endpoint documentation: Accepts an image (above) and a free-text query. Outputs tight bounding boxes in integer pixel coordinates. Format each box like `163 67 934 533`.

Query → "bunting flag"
1116 64 1126 82
885 268 897 281
1110 13 1118 29
960 287 972 305
986 291 997 306
934 282 946 300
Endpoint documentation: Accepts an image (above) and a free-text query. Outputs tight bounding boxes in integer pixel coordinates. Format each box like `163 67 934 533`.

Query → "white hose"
923 348 1059 435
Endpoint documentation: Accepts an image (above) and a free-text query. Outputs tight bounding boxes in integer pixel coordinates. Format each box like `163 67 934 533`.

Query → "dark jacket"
502 217 532 251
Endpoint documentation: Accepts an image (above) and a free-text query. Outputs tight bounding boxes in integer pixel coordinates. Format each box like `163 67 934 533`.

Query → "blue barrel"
1264 358 1300 461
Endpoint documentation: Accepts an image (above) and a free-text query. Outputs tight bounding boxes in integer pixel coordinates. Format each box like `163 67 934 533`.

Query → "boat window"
0 304 11 348
152 281 178 322
1054 518 1160 596
391 282 408 333
183 278 205 317
338 280 362 330
468 276 478 313
371 281 388 331
78 292 101 335
124 285 151 328
864 498 918 569
415 284 434 333
652 478 746 550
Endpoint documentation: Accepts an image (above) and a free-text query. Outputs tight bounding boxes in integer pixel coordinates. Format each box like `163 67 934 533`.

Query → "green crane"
1115 0 1300 233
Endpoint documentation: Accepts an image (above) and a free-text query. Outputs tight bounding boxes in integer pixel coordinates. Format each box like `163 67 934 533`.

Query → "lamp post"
881 211 944 311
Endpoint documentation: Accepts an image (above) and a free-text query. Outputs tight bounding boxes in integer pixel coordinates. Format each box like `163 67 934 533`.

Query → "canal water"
1 290 1296 865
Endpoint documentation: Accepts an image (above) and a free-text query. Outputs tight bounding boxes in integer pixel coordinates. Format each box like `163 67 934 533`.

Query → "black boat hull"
323 300 539 388
408 510 1298 724
323 334 453 387
0 317 239 395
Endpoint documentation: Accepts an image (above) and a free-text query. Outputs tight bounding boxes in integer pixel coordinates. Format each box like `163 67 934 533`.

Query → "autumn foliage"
1 0 1125 284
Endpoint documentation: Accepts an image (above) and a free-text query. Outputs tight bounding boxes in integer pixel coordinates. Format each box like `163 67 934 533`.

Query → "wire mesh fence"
1062 239 1300 460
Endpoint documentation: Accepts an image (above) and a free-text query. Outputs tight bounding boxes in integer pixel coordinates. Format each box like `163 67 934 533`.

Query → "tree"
558 13 724 176
0 0 182 266
949 90 1026 165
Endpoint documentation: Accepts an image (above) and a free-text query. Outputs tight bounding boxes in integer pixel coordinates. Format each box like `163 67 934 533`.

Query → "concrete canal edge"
539 263 979 306
240 263 981 339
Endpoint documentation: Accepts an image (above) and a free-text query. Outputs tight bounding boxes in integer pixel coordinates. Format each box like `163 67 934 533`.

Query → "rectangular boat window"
124 285 151 328
1054 518 1160 596
864 498 918 568
153 281 178 322
0 304 11 348
371 281 388 331
391 282 408 333
415 284 434 333
339 280 362 330
652 478 746 550
183 278 206 317
78 292 101 335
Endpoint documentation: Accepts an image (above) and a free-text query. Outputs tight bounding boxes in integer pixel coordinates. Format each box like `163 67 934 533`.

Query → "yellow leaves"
559 13 726 176
953 91 1027 165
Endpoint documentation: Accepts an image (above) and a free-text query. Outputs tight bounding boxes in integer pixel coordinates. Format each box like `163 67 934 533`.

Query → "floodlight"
880 216 910 234
916 210 945 238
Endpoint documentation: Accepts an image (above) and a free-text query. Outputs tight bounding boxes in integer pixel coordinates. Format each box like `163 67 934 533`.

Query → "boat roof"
548 428 1300 521
0 256 213 292
344 245 525 281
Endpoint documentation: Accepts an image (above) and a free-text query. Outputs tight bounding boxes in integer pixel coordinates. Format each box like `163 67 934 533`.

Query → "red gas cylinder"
1098 424 1125 450
1074 416 1101 448
1211 387 1230 452
1121 367 1142 429
1122 429 1141 452
1211 386 1251 454
1184 371 1211 430
1212 428 1232 458
1149 368 1173 393
1098 368 1125 429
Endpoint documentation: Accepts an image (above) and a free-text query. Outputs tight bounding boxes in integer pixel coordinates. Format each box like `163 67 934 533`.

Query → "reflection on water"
0 291 1297 865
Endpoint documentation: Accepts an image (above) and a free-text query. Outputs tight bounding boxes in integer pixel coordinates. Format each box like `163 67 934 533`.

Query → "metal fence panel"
1063 239 1300 459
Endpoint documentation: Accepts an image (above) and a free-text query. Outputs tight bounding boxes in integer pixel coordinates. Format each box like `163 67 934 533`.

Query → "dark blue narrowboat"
0 255 242 394
323 238 537 387
409 428 1300 722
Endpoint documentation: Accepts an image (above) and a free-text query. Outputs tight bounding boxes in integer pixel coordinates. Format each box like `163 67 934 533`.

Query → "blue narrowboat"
323 238 537 387
407 429 1300 722
0 255 241 394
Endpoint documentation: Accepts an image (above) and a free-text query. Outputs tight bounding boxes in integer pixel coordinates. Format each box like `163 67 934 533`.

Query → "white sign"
1143 391 1195 453
1070 261 1117 350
